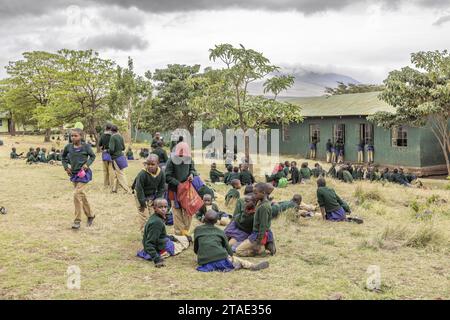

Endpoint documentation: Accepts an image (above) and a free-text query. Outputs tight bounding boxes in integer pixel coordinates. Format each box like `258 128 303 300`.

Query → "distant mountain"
247 68 361 97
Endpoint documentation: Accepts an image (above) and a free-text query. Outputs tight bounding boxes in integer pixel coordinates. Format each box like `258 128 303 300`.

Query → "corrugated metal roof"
282 91 394 117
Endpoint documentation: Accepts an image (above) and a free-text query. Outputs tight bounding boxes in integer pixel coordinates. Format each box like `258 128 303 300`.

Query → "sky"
0 0 449 85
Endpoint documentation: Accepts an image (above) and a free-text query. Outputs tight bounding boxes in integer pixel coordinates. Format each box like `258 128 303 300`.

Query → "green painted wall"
419 121 450 167
273 116 424 167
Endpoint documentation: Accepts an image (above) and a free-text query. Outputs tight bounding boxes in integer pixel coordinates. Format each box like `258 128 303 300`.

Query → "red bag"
177 181 204 217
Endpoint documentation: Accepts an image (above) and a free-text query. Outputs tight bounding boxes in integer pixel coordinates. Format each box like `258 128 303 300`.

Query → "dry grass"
0 135 449 300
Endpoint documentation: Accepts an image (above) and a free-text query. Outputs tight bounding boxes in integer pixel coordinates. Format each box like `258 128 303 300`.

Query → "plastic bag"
177 181 204 217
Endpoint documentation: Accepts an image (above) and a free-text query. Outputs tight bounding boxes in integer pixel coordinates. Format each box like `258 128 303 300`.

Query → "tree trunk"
44 128 51 142
125 97 133 145
9 118 16 136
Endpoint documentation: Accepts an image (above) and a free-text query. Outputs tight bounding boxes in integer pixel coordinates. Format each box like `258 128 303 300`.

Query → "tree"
151 64 204 133
112 57 153 144
209 44 303 170
56 49 117 150
368 50 450 176
325 82 385 96
5 51 61 141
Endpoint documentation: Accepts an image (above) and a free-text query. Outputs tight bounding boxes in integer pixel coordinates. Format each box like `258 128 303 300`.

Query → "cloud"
1 0 449 19
433 15 450 26
79 32 149 51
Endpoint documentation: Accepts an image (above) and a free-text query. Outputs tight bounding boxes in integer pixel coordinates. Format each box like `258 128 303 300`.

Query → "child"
272 194 316 218
223 165 233 185
209 163 224 183
235 183 275 257
233 185 254 217
283 161 291 178
10 148 23 159
26 151 38 164
153 141 168 168
326 139 333 163
26 147 34 159
137 199 191 268
229 166 240 182
357 140 365 163
381 168 391 181
311 163 325 178
265 164 285 187
38 148 48 163
316 178 363 223
225 179 241 209
367 139 374 163
299 162 312 183
126 147 134 160
61 128 96 230
195 194 220 222
309 140 317 160
239 164 255 186
327 163 337 178
131 154 166 233
47 148 57 162
226 192 256 248
290 161 300 184
194 210 269 272
109 125 131 193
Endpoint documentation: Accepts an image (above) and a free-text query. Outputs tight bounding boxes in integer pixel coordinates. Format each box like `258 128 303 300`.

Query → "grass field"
0 135 449 300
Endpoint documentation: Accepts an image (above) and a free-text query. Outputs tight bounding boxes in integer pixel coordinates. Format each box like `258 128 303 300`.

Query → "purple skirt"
326 207 346 221
136 238 175 261
114 155 128 170
197 258 234 272
224 221 250 243
102 151 112 162
248 230 274 244
70 169 93 184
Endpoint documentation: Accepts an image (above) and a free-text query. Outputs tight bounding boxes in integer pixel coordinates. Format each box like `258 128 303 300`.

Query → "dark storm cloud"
0 0 448 18
79 32 149 51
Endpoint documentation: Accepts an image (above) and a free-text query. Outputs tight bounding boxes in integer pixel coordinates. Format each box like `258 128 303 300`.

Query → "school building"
0 112 13 134
273 92 448 176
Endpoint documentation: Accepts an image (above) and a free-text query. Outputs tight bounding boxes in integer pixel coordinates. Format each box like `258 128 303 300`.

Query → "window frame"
309 124 320 144
281 123 290 142
359 123 374 144
391 126 408 147
333 124 346 144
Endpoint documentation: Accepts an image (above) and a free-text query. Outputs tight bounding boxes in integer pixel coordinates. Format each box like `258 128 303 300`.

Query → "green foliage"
369 50 450 175
325 82 385 95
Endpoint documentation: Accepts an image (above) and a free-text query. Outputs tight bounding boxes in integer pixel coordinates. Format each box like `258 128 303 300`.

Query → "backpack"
277 177 288 188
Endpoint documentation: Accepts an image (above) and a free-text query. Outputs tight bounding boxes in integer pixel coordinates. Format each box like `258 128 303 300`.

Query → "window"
333 124 346 143
0 119 3 127
392 126 408 147
282 123 290 142
359 123 374 144
309 124 320 143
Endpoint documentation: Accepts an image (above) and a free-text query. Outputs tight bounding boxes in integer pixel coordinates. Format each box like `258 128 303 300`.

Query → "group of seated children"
12 147 63 164
265 162 326 187
209 163 255 186
327 163 420 187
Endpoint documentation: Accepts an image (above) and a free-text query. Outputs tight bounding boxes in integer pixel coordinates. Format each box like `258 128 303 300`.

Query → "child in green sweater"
235 183 275 257
131 154 166 233
299 162 312 183
239 164 255 186
209 163 224 183
61 128 96 230
10 148 23 159
137 199 191 268
225 179 241 209
194 210 269 272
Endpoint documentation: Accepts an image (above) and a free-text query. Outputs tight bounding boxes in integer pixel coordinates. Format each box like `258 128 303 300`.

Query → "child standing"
326 139 333 163
61 128 96 230
109 125 131 193
309 139 317 160
126 147 135 160
131 154 166 233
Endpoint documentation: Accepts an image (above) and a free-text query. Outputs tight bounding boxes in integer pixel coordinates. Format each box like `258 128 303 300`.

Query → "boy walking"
109 125 131 193
99 123 114 188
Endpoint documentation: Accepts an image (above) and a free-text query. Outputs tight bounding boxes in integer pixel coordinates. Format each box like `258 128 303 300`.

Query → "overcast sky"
0 0 449 84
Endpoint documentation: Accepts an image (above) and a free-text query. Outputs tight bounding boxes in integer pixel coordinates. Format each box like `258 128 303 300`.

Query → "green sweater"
153 147 168 163
61 143 96 175
317 186 344 213
99 132 112 151
108 134 125 160
342 170 353 183
133 169 166 208
239 170 255 185
224 172 232 185
143 214 167 262
253 199 272 244
209 169 224 183
300 168 312 180
272 200 297 218
266 171 285 185
10 152 20 159
194 224 233 265
165 158 197 190
196 203 220 221
225 188 240 205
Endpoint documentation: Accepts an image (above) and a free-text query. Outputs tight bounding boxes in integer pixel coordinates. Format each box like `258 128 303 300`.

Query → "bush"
354 185 383 205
